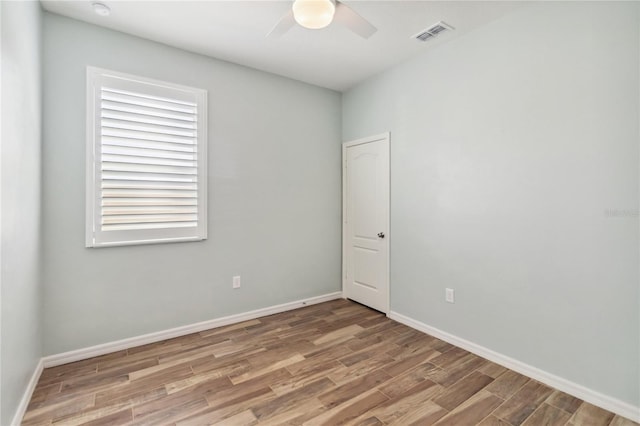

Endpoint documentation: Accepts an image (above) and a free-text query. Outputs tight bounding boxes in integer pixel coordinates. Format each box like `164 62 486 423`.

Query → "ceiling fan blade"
267 9 296 38
334 1 377 39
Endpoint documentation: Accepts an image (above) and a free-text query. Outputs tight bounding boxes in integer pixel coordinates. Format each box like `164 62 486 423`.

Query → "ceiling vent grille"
413 21 454 42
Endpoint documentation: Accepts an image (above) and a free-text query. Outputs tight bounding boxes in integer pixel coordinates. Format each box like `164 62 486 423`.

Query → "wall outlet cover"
233 276 241 289
445 288 455 303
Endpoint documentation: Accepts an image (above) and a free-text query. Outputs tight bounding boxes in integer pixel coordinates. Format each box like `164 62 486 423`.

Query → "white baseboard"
43 292 342 368
388 311 640 423
11 358 44 426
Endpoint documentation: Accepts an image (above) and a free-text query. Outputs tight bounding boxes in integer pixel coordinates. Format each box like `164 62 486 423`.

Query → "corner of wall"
0 0 45 424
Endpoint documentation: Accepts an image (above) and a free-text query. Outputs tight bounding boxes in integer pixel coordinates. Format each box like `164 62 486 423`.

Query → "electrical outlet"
232 276 241 289
445 288 455 303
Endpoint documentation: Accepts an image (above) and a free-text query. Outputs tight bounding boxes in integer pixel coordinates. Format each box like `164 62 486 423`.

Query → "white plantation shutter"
86 67 207 247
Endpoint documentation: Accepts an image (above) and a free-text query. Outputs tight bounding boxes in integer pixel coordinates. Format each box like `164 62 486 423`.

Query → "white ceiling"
40 1 526 92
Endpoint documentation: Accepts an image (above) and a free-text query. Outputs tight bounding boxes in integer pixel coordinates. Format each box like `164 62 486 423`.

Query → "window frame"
86 66 208 248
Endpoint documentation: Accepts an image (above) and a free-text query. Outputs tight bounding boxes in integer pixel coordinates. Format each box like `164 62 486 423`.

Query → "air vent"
415 31 436 42
413 21 454 42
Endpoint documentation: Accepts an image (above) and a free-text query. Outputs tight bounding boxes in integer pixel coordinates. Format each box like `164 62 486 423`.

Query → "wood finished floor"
23 299 637 426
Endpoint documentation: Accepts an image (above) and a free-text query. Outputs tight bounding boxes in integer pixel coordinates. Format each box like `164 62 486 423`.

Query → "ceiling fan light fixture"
292 0 335 30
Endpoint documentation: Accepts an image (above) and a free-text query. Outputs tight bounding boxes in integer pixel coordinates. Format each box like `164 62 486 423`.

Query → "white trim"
389 311 640 423
11 358 44 426
42 292 342 368
342 132 391 314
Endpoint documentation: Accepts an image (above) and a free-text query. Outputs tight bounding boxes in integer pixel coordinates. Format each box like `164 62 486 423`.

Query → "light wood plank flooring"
23 299 637 426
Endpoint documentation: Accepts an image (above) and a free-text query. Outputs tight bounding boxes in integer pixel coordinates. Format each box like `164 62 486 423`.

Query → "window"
86 67 207 247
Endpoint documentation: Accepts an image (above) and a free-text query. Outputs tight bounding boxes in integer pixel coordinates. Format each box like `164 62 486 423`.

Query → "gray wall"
343 1 639 407
42 13 342 355
1 1 43 424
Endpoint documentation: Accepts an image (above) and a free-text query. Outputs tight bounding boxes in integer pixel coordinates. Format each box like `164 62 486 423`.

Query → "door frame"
342 132 390 314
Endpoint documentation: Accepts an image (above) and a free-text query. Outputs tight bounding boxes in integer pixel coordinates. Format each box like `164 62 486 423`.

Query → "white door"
343 133 390 313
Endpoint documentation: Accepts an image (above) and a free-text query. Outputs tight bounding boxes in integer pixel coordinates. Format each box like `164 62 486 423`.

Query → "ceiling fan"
268 0 377 39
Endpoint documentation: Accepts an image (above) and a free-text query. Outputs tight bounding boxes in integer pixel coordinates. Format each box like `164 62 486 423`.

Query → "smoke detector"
92 3 111 17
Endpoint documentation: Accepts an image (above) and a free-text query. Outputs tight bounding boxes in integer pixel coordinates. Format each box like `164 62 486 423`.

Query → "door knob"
378 232 385 238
